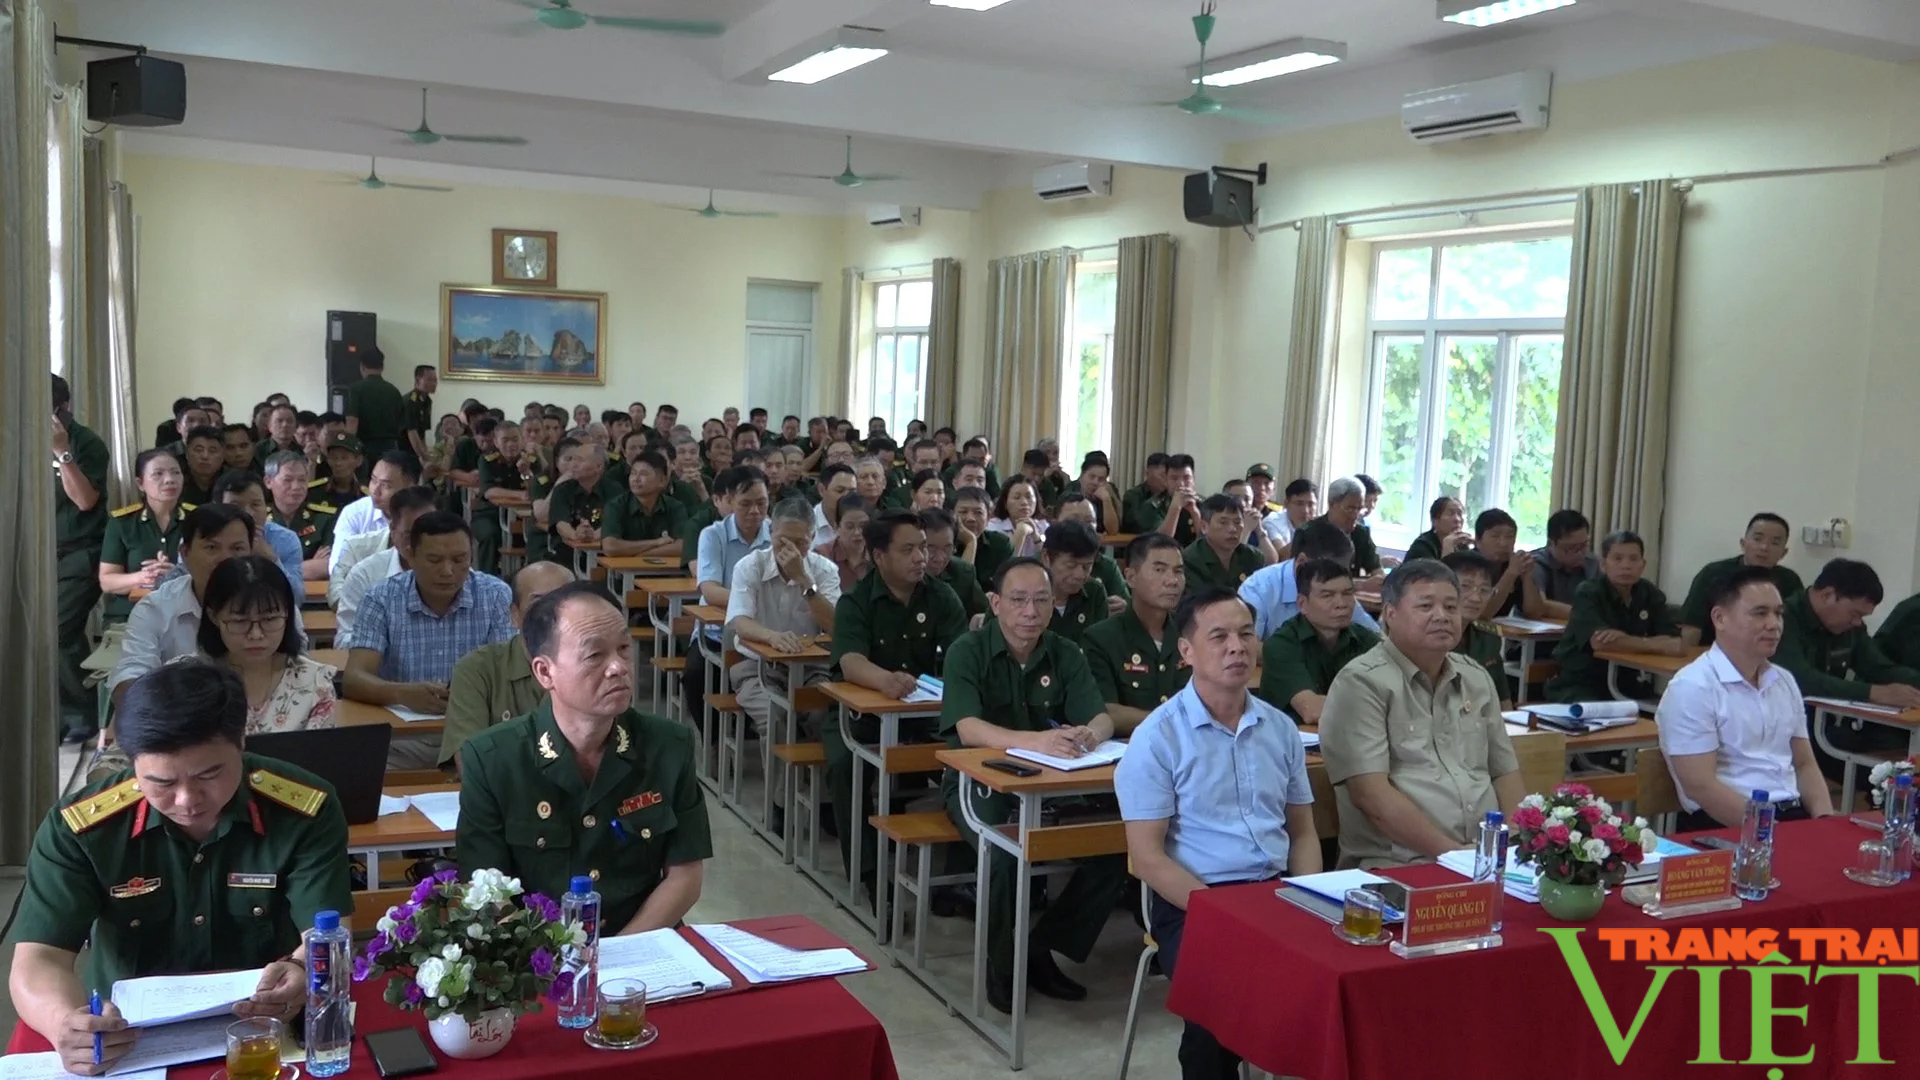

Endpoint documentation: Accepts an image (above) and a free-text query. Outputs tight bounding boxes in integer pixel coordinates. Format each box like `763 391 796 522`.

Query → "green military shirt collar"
978 616 1069 673
1594 578 1661 622
1274 612 1372 655
1053 581 1105 632
527 699 643 807
1185 538 1261 588
853 567 935 612
1112 606 1182 665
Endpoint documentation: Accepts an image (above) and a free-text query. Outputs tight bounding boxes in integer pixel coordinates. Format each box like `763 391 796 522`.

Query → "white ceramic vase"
427 1007 516 1060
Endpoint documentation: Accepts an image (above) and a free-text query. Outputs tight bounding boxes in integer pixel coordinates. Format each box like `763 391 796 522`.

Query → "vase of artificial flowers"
1868 758 1917 808
1509 784 1653 922
353 868 582 1061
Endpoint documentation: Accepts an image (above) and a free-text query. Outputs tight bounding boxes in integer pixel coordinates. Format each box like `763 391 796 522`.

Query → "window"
853 279 931 438
47 98 67 376
1059 260 1117 468
1361 231 1571 549
744 281 816 422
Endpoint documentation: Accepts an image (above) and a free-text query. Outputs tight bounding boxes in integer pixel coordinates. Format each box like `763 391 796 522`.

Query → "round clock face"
504 235 549 278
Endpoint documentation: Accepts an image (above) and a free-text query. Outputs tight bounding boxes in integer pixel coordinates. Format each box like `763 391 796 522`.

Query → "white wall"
123 153 845 436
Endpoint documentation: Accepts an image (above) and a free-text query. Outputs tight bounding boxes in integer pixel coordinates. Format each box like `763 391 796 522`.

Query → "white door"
745 282 816 419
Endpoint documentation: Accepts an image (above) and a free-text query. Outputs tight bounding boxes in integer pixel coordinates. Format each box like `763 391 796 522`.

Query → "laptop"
247 726 393 825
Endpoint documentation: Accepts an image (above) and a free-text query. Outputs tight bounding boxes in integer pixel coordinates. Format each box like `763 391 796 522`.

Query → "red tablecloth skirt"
1166 816 1918 1080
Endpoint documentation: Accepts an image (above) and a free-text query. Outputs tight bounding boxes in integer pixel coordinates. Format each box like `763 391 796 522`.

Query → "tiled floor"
3 746 1188 1078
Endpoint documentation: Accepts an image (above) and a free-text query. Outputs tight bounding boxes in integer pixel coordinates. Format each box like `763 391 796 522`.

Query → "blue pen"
90 990 102 1066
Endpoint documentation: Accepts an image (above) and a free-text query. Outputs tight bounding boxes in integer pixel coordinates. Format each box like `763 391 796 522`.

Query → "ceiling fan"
504 0 725 36
768 136 905 188
1148 2 1289 125
323 158 453 193
681 190 777 219
357 88 528 146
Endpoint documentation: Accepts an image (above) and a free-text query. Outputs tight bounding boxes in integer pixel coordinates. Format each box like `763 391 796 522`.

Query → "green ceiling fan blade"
441 133 530 145
388 181 456 193
767 171 842 181
408 88 528 147
721 209 778 218
589 15 726 35
855 172 906 182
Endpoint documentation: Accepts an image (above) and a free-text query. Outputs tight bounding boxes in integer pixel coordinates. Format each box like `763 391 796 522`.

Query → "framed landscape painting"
441 284 606 385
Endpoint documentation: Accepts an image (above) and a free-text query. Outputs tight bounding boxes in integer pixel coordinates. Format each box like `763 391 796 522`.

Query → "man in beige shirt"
1320 558 1523 868
438 561 575 771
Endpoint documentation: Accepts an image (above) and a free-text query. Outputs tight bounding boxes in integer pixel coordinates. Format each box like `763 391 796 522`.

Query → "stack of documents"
1492 616 1565 634
113 968 263 1027
386 705 445 724
903 675 943 704
1285 869 1403 919
378 794 412 816
598 927 734 1003
1439 835 1701 901
1524 701 1640 732
1299 728 1321 750
1007 739 1126 772
1501 711 1534 736
1 1052 171 1080
405 791 461 830
690 924 868 984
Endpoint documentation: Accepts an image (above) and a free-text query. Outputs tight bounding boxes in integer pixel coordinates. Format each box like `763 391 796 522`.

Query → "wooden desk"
818 681 944 941
601 554 684 602
338 697 445 736
733 636 834 860
1593 645 1703 702
303 579 327 603
1490 615 1566 705
633 576 704 714
311 647 347 668
566 537 602 580
1098 532 1137 556
303 608 338 644
933 746 1124 1069
1807 696 1920 810
348 782 461 893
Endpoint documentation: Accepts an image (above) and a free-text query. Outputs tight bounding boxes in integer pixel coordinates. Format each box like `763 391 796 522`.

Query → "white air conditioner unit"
867 205 921 228
1033 161 1113 202
1402 70 1551 144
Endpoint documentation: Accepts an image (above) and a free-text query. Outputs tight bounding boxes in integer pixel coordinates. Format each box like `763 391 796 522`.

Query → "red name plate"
1400 881 1499 947
1657 849 1736 906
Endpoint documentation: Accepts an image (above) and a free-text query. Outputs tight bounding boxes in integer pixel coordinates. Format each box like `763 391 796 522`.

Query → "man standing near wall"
344 346 408 470
52 375 109 744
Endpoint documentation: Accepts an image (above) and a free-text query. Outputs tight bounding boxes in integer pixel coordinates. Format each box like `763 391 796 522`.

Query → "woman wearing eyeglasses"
195 554 337 734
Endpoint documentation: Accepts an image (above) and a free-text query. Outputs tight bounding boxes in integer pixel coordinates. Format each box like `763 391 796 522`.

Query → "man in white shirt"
1657 564 1835 830
107 504 257 706
336 486 438 640
811 463 855 548
327 451 419 579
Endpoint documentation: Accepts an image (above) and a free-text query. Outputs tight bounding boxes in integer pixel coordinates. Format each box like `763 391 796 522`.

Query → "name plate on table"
1643 849 1741 919
1390 881 1503 959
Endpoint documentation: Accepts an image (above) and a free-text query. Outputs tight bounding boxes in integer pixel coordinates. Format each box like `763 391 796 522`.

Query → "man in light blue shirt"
1238 518 1381 639
1116 585 1321 1080
342 512 514 705
211 470 304 592
689 467 772 711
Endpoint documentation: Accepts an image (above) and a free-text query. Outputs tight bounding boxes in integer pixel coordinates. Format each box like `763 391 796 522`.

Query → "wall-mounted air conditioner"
1033 161 1113 202
1402 70 1551 144
867 205 922 228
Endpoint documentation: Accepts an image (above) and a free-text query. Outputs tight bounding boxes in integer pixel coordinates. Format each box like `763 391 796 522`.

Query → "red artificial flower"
1511 806 1547 830
1621 842 1644 863
1593 822 1620 841
1545 824 1572 846
1557 783 1593 799
1577 805 1604 825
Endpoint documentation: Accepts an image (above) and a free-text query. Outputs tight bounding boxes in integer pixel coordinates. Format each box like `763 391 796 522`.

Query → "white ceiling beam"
1621 0 1920 62
719 0 896 83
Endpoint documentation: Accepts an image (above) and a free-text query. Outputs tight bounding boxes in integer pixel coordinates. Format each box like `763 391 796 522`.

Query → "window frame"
857 277 932 438
1360 227 1571 548
1059 257 1118 469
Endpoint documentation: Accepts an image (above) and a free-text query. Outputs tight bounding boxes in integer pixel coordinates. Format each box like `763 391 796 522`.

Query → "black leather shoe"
987 976 1013 1015
1026 948 1087 1002
929 883 977 919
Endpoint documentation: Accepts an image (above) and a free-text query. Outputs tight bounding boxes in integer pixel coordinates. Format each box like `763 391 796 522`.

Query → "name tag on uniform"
227 873 278 889
619 791 663 816
1123 661 1151 674
110 876 162 899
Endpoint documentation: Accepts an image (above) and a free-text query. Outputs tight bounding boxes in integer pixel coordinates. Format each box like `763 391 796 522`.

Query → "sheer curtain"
1278 216 1341 486
1 0 65 862
85 136 139 501
832 267 859 418
921 257 961 432
982 248 1073 458
1108 234 1175 489
1551 181 1683 574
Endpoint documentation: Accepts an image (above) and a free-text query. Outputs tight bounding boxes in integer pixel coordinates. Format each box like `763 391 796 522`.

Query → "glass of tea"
223 1017 284 1080
585 978 654 1050
1336 887 1389 945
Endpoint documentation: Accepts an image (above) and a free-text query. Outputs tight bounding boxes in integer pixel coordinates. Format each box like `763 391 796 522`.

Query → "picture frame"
491 228 559 288
441 284 607 385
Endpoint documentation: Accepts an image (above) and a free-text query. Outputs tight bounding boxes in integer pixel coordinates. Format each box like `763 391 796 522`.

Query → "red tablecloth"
8 918 898 1080
1167 816 1916 1079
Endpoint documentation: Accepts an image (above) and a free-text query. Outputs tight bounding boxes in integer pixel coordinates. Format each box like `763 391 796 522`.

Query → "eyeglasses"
219 613 288 637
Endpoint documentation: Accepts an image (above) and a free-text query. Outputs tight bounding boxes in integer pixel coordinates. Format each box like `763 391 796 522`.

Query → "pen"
90 990 102 1066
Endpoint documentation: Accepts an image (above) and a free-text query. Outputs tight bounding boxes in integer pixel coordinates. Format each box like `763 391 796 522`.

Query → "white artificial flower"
1568 830 1583 846
462 868 525 910
377 913 398 934
438 996 450 1008
441 943 463 963
1633 816 1649 830
415 957 448 997
466 922 485 940
1519 794 1547 810
1550 806 1576 821
1582 838 1610 862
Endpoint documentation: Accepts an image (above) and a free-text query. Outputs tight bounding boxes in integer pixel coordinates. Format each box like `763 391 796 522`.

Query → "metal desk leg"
1813 706 1859 812
1607 660 1627 702
1516 639 1536 705
966 779 991 1018
872 712 900 946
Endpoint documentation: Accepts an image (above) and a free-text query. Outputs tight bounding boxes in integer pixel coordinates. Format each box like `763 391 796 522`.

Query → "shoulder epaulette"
61 778 141 833
249 768 328 817
484 452 502 462
308 477 327 489
309 502 338 515
180 502 198 513
111 502 143 518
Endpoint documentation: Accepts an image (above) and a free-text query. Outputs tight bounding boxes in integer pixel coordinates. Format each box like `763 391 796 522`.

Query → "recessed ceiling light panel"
928 0 1017 9
1439 0 1576 28
1188 37 1347 88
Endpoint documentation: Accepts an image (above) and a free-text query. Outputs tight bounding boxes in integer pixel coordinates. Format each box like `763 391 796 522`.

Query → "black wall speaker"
1183 170 1256 229
326 311 378 391
86 55 186 127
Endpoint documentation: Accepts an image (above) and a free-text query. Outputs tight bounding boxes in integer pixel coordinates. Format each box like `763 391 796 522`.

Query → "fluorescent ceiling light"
1439 0 1576 28
1190 37 1346 88
929 0 1017 9
763 27 889 84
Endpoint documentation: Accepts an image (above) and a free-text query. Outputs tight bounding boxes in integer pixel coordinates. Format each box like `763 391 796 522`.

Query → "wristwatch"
802 586 818 599
53 451 74 466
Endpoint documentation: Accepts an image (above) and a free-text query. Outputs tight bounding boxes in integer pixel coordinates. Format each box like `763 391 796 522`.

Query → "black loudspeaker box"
86 55 186 127
327 311 378 390
1183 170 1255 229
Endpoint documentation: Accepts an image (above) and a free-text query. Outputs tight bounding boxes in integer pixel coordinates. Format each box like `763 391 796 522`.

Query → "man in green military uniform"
1547 531 1686 702
1084 534 1191 732
920 507 989 619
1775 559 1920 778
343 346 408 467
1678 512 1803 647
315 433 367 506
250 404 300 474
6 663 350 1073
455 582 711 934
264 450 336 579
1183 494 1267 596
1120 452 1170 534
178 426 230 508
441 562 574 769
53 375 110 742
940 556 1126 1014
405 364 437 462
1442 551 1513 707
1875 591 1920 670
828 510 968 893
450 416 499 570
1258 558 1380 723
1150 454 1202 547
1314 476 1381 579
547 437 626 558
1040 521 1109 644
1053 494 1129 607
602 450 689 559
478 422 547 568
953 486 1014 586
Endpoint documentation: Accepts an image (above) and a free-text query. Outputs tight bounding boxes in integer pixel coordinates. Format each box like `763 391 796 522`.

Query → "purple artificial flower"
368 932 393 956
410 878 437 905
434 868 460 885
394 901 418 920
394 920 419 944
528 947 555 978
527 894 560 923
547 971 574 1002
404 984 425 1006
352 955 372 983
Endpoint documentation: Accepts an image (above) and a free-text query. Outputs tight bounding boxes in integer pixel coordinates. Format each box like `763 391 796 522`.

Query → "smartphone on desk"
1694 836 1739 853
365 1028 438 1078
983 758 1040 778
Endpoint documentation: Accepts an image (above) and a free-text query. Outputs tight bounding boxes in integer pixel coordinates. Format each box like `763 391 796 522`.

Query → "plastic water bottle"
1735 790 1775 901
1885 774 1916 882
556 875 602 1029
1473 811 1508 931
304 909 353 1077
